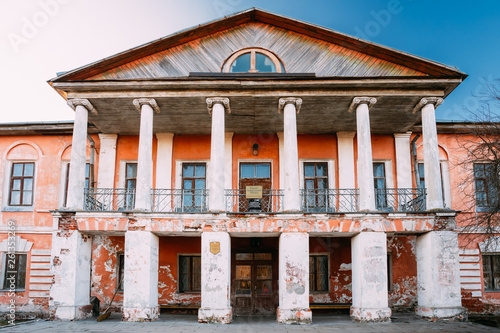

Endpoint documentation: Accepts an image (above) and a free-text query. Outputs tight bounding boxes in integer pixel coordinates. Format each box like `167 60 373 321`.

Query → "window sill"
2 206 34 212
0 289 25 292
177 291 201 294
484 289 500 293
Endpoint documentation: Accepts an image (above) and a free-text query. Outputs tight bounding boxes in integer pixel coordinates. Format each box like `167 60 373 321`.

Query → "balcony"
301 189 359 213
152 189 209 213
375 188 426 212
225 189 283 213
83 188 426 213
84 188 135 211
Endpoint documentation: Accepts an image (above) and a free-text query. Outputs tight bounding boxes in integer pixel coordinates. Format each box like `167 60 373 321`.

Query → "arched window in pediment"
223 48 284 73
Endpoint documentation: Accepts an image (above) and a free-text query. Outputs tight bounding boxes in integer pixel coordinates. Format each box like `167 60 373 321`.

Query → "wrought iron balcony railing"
83 187 426 214
225 189 283 213
152 189 209 213
375 188 426 212
301 189 359 213
84 188 136 212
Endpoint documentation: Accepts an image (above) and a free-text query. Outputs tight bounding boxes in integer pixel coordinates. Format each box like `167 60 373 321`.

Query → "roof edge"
50 8 466 83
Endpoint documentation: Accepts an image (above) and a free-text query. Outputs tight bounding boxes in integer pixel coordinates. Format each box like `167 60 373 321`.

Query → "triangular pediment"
51 8 464 82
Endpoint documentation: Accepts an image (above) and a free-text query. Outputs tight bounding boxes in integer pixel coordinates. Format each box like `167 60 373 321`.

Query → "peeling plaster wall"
387 236 417 309
90 235 124 311
309 237 352 304
158 236 201 306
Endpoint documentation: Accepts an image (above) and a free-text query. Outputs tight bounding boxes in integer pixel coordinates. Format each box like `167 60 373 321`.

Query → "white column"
337 132 356 189
133 99 160 211
199 232 232 324
97 134 118 188
278 98 302 212
66 99 95 210
416 231 464 319
414 98 444 210
207 98 230 212
351 232 391 322
155 133 174 189
278 232 311 324
224 132 234 190
349 97 377 211
50 225 92 320
123 230 159 322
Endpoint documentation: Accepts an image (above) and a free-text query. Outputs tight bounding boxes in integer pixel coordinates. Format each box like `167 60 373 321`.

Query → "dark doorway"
231 237 278 316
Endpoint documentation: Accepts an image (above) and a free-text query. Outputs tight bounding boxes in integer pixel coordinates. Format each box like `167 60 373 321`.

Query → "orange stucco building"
1 8 497 324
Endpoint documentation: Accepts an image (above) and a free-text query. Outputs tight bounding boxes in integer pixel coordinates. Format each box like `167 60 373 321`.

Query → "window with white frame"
9 162 35 207
483 254 500 291
474 163 499 210
1 253 27 291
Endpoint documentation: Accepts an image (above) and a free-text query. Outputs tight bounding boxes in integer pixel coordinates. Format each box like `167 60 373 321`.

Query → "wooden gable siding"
88 22 425 80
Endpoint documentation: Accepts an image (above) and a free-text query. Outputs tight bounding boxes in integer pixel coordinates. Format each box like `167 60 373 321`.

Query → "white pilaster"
394 132 413 190
123 230 159 322
224 132 234 190
50 227 92 320
278 98 302 212
415 98 444 210
416 231 464 319
336 132 356 189
351 232 391 322
199 232 232 324
66 99 95 210
97 134 118 189
349 97 377 211
133 99 160 211
207 98 230 212
277 132 285 191
278 232 311 324
155 133 174 189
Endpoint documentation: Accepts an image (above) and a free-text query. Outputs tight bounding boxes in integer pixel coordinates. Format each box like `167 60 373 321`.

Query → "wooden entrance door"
232 252 276 315
239 163 271 212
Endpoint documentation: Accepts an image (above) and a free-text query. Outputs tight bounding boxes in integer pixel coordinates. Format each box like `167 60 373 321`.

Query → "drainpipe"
87 134 95 188
411 134 420 189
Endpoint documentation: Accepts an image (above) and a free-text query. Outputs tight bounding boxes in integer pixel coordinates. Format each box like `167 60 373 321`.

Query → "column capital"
98 133 118 141
67 99 97 115
393 131 412 140
412 97 443 114
206 97 231 115
347 97 377 113
336 131 356 139
133 98 160 114
155 133 174 141
278 97 302 114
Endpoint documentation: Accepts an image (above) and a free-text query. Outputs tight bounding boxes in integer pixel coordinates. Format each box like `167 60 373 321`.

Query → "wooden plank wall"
88 22 425 80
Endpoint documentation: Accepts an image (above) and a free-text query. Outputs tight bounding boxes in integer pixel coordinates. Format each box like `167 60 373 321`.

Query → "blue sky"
1 0 499 122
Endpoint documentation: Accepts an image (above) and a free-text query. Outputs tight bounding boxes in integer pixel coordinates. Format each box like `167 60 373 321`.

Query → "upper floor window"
9 162 34 206
474 163 499 209
64 163 90 207
373 162 387 210
223 48 284 73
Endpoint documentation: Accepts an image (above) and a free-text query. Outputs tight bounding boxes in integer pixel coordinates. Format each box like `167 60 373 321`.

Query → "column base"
416 306 467 320
350 306 391 322
122 306 159 322
277 307 312 324
198 307 232 324
52 304 92 321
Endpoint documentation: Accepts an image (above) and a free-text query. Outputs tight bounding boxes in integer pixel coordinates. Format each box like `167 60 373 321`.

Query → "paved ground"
2 313 498 332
